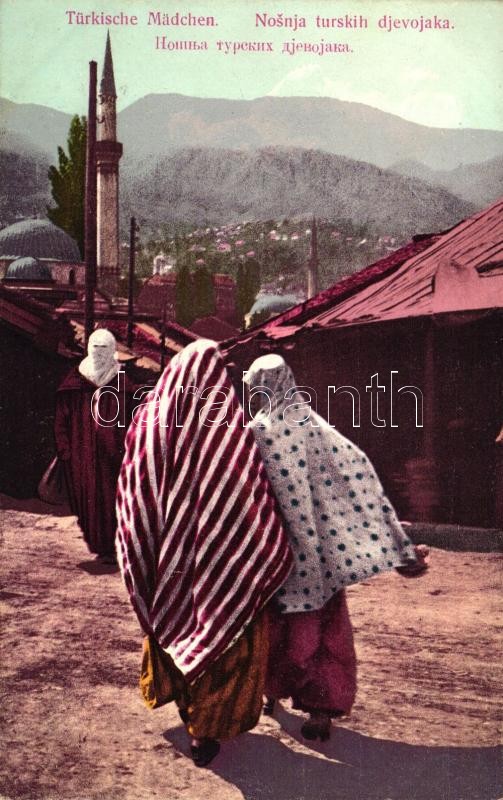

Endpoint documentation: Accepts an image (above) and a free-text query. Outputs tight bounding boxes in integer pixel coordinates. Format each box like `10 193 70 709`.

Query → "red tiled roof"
137 273 236 320
234 197 503 344
103 320 162 363
213 274 235 286
136 279 175 316
311 197 503 329
0 284 75 353
190 315 239 341
261 234 439 332
104 318 197 364
0 283 58 319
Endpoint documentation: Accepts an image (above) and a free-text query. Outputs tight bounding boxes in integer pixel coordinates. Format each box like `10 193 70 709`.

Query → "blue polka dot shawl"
244 354 416 613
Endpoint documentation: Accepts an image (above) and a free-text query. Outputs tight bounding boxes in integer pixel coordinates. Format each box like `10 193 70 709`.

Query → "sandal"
190 738 220 768
301 713 331 742
396 544 430 577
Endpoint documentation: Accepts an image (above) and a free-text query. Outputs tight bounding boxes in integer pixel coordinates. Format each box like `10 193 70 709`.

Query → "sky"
0 0 502 130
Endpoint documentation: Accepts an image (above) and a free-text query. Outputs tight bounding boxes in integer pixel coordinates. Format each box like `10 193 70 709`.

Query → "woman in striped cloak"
116 340 293 766
244 353 427 741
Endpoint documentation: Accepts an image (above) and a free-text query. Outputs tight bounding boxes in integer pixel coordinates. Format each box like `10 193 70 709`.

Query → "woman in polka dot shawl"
244 353 426 741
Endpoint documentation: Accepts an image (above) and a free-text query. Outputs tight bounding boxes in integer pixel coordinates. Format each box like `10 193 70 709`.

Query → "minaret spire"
100 31 117 97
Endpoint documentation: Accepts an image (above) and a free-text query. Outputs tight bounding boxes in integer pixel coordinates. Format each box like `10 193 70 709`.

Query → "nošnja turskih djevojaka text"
64 9 454 33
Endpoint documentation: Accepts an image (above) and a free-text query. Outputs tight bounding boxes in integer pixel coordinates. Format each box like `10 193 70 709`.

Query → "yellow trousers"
140 609 269 740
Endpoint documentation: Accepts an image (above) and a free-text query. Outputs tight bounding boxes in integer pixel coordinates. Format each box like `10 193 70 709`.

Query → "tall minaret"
96 31 123 290
307 216 319 298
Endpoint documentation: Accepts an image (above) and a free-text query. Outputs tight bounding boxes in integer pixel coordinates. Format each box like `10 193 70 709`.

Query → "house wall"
227 313 502 526
0 326 74 497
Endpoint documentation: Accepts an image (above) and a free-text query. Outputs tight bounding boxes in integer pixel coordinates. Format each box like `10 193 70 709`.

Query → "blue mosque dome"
249 294 299 317
5 256 53 282
0 219 81 262
246 293 301 328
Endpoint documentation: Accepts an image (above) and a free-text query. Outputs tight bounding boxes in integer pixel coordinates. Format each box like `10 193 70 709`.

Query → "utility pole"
127 216 138 349
159 300 167 372
307 216 319 299
84 60 97 345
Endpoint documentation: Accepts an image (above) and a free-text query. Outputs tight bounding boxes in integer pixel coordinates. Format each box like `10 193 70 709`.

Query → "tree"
175 260 194 327
193 265 215 319
236 258 261 323
247 258 261 299
47 115 86 257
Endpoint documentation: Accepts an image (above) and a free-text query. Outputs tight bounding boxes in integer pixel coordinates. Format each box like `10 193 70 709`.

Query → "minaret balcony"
96 140 123 169
96 140 123 158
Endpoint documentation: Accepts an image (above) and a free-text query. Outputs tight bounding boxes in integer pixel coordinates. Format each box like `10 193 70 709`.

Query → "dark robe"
54 368 135 557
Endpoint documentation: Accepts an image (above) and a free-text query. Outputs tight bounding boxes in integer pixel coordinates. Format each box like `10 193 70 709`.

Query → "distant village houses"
225 198 503 529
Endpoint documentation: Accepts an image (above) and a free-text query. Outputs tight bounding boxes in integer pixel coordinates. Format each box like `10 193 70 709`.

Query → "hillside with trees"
122 147 473 241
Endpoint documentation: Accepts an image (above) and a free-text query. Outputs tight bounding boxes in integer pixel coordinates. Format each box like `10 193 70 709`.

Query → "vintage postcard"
0 1 501 798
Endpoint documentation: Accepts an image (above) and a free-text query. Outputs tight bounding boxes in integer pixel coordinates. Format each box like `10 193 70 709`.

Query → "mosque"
0 219 84 306
0 31 238 339
0 32 122 300
0 34 177 499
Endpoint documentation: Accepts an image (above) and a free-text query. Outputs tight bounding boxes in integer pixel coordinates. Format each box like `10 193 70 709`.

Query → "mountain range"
118 94 503 172
1 93 502 233
391 156 503 208
120 147 474 237
3 94 503 170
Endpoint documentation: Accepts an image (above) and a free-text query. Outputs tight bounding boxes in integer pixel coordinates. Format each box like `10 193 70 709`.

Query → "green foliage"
47 115 86 258
246 307 273 329
116 273 142 300
246 258 261 298
236 258 261 322
175 260 194 327
206 250 232 274
193 265 215 318
129 215 401 308
260 244 299 281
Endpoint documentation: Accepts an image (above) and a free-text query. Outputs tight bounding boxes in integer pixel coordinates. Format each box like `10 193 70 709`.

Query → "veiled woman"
116 340 293 766
55 328 134 562
244 353 426 741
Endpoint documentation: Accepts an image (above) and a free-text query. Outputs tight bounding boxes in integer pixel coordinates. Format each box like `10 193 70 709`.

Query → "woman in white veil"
244 353 427 740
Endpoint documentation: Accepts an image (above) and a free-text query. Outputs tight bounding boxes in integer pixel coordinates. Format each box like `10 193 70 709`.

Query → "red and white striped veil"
116 339 293 682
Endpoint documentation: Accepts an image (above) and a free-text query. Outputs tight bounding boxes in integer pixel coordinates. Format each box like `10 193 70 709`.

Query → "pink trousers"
265 591 357 716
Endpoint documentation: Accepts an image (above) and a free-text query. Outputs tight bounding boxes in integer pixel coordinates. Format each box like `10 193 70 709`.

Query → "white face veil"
243 353 297 419
78 328 119 388
244 354 416 613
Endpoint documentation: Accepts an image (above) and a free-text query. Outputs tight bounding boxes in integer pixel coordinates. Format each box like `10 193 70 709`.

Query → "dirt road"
0 496 501 800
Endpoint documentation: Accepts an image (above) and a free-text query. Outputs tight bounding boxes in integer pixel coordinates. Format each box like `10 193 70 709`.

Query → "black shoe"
300 716 331 742
98 554 117 565
263 698 276 716
190 738 220 767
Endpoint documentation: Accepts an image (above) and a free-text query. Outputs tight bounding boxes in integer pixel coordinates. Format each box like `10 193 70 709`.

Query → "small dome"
5 256 53 282
0 219 81 261
249 294 299 316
